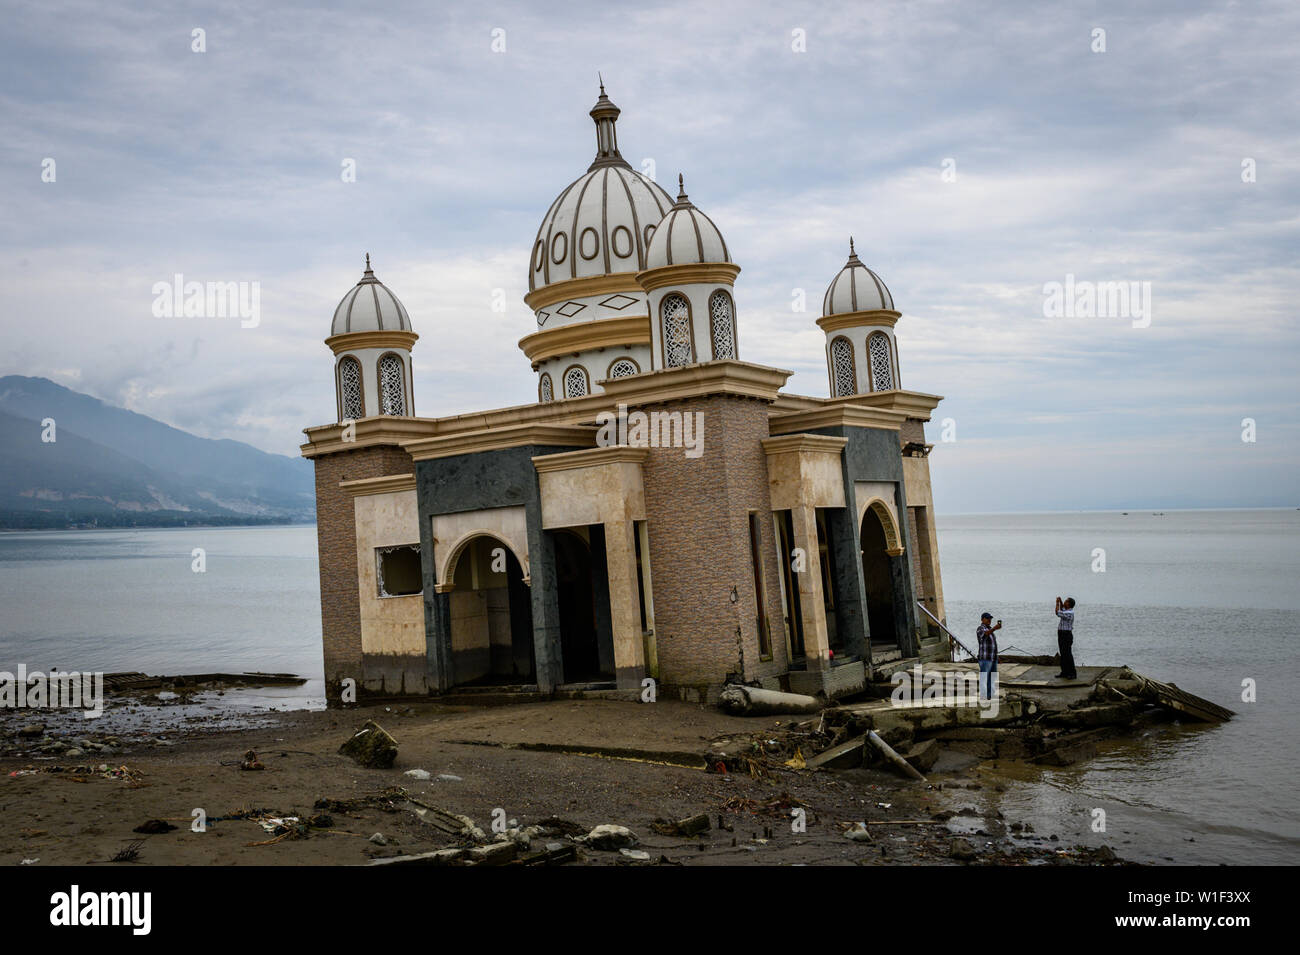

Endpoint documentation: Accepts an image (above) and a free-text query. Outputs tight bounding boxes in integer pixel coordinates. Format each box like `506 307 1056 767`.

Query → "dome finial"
677 173 687 201
365 252 371 272
849 236 855 256
588 83 625 170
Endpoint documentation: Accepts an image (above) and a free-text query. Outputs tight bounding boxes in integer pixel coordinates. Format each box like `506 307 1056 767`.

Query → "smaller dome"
823 239 893 316
644 175 730 270
331 255 412 335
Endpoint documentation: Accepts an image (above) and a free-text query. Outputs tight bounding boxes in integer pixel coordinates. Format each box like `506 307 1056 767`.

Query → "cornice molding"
816 309 901 333
300 417 433 459
517 314 650 365
599 359 791 405
324 330 419 355
532 445 650 474
770 403 909 433
338 473 416 496
636 262 741 293
760 434 849 457
402 423 597 462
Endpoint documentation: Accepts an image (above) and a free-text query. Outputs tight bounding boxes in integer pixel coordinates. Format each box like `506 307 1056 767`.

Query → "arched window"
661 293 694 367
607 357 639 379
339 355 364 419
378 353 406 415
830 337 856 397
868 331 894 391
539 373 554 403
563 365 589 398
708 290 736 360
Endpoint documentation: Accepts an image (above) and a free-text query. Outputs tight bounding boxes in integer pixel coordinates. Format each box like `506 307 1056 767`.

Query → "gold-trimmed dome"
823 239 894 316
528 86 674 293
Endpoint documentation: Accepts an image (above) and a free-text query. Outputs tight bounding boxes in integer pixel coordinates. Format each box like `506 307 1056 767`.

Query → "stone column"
604 517 647 689
790 504 831 670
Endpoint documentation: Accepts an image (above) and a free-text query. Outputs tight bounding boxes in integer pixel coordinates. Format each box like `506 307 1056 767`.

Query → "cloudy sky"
2 0 1296 513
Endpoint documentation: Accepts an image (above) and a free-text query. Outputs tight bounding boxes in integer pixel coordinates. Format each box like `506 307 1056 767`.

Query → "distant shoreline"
0 519 315 533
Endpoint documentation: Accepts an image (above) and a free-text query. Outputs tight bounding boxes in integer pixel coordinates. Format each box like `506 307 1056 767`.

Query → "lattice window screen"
709 291 736 359
378 355 406 415
661 294 693 367
830 338 856 396
539 373 553 402
608 359 638 379
340 356 363 419
868 332 894 391
564 366 589 398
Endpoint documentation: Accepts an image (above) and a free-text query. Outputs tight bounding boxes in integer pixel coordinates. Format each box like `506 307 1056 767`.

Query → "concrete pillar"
421 521 452 692
527 524 563 692
825 507 869 660
604 517 647 689
790 504 831 670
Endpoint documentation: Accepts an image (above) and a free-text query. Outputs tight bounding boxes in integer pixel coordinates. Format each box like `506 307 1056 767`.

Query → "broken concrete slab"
369 848 465 866
1044 702 1135 729
581 824 637 850
339 720 398 769
805 734 866 770
467 841 518 865
902 738 940 773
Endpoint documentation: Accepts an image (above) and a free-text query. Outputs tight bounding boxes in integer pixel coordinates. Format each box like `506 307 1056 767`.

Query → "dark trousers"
1057 629 1076 678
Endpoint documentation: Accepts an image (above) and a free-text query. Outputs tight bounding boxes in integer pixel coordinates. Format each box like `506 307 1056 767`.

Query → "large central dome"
528 86 673 292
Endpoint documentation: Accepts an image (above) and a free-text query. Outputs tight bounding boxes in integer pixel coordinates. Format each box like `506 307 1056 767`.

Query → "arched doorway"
860 505 898 649
553 530 613 684
447 535 535 685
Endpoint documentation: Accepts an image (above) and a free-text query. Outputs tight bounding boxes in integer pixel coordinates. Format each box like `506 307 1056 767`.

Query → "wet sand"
1 696 1131 866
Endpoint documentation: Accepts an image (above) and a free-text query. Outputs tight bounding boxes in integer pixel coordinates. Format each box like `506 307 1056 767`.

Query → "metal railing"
915 601 976 661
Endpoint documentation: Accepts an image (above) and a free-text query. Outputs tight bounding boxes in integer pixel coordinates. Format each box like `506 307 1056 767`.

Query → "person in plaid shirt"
976 612 1002 700
1054 596 1078 679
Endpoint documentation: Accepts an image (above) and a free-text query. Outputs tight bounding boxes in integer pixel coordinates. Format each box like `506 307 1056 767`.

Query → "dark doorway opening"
554 529 614 684
860 508 897 648
449 536 535 686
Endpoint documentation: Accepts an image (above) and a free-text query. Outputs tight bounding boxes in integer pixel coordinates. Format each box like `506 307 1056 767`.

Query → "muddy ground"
1 696 1128 867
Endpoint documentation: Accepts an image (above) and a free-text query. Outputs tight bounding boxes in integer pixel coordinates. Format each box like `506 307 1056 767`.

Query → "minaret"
818 239 901 396
327 254 418 421
639 174 740 368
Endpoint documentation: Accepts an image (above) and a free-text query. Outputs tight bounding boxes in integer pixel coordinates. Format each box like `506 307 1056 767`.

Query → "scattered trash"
845 822 874 843
260 816 301 835
369 832 387 846
619 848 651 861
404 769 431 780
436 773 462 782
240 750 264 771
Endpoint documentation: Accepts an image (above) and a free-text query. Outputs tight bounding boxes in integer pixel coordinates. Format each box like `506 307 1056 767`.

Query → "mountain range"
0 376 314 528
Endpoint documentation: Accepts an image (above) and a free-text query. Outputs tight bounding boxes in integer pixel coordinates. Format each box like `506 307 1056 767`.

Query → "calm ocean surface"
0 509 1296 864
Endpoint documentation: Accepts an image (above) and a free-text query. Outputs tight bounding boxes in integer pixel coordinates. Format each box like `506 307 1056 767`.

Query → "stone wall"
313 444 414 699
638 395 788 690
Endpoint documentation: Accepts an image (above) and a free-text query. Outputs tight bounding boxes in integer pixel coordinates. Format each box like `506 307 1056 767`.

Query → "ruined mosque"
301 85 949 703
